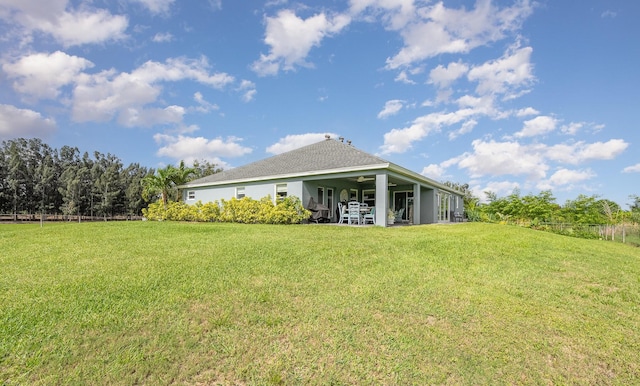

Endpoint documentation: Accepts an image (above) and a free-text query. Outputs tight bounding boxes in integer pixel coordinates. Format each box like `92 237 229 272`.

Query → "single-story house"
180 136 464 226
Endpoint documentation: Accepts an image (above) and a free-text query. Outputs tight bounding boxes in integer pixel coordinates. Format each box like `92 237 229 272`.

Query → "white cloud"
421 163 446 181
266 133 339 154
394 70 416 84
515 107 539 117
623 163 640 173
0 104 56 139
428 61 469 88
192 92 219 113
546 139 629 164
467 45 534 98
71 57 234 126
350 0 416 30
154 133 252 166
472 180 521 202
0 1 129 46
515 115 557 138
448 119 477 140
457 139 548 180
132 0 175 14
35 9 128 47
547 168 595 186
238 80 257 102
152 32 174 43
385 0 533 69
252 9 351 76
380 102 492 154
560 122 583 135
119 105 185 128
377 99 404 119
3 51 94 100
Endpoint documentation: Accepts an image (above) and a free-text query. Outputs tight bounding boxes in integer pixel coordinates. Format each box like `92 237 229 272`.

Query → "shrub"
142 195 310 225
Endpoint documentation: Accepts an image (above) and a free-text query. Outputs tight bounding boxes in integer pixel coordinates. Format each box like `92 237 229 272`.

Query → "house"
180 136 464 226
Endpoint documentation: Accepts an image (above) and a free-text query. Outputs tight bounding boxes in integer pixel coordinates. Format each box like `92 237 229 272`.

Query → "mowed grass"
1 222 639 385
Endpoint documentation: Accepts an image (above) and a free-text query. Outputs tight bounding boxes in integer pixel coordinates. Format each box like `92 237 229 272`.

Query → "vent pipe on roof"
339 136 344 142
347 140 352 145
325 134 330 140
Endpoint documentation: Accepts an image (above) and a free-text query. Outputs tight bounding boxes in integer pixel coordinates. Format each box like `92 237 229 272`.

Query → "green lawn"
1 222 639 385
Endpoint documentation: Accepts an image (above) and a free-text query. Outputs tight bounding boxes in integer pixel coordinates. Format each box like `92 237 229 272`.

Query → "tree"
123 163 152 216
92 152 123 219
192 159 222 179
171 160 197 201
142 165 176 205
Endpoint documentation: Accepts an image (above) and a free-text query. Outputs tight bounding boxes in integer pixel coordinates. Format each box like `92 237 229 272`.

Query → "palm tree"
171 160 197 201
141 165 176 205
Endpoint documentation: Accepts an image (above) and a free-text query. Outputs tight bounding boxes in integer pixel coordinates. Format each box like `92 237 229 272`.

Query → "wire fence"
540 222 640 247
0 213 144 223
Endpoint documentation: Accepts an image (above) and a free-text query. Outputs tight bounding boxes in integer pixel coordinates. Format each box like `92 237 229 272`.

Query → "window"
236 187 245 199
187 191 196 200
327 188 334 219
276 184 287 201
317 187 324 205
362 189 375 207
349 188 358 201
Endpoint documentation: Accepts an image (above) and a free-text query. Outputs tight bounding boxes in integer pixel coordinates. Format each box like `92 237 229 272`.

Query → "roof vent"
347 140 352 146
325 134 331 140
339 136 344 142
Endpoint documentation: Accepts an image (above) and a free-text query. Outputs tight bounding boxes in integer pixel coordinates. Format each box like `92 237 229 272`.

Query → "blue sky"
0 0 638 207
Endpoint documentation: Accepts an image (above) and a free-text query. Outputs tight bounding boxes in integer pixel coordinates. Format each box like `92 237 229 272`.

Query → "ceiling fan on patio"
356 176 375 183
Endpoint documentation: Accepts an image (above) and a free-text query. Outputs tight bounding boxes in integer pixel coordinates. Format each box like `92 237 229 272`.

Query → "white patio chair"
338 202 349 224
347 201 362 225
363 207 375 224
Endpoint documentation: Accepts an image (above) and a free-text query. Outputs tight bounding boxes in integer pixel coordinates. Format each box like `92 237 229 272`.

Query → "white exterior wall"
183 180 302 205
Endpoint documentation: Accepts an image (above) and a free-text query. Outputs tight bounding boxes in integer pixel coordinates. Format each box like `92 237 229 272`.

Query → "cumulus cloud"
72 57 234 126
473 180 521 202
38 9 128 47
541 168 595 188
384 0 533 69
515 107 539 117
467 44 534 98
457 139 548 180
252 9 351 76
546 139 629 164
2 51 94 100
623 163 640 173
515 115 558 138
0 104 56 139
154 133 252 166
380 102 492 154
421 163 447 181
428 61 469 89
377 99 404 119
266 132 339 154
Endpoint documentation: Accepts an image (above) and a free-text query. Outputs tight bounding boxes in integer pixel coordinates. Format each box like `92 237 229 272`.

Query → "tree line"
443 182 640 226
0 138 219 218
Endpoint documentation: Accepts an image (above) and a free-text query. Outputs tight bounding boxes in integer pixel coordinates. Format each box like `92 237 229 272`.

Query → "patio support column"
412 183 421 225
375 173 388 227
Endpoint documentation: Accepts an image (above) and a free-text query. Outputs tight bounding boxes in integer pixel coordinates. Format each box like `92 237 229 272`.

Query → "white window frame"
187 190 196 200
236 187 245 199
275 184 287 201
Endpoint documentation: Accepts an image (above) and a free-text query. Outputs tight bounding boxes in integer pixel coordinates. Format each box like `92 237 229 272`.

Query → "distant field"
1 222 639 385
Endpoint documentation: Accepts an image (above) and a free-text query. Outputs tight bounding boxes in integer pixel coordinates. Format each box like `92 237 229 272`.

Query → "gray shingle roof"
185 138 390 186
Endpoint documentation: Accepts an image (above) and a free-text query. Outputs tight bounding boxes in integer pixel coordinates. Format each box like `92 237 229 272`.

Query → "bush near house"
142 195 310 225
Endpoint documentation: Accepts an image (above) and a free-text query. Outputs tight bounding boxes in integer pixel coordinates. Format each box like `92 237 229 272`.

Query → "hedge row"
142 196 311 224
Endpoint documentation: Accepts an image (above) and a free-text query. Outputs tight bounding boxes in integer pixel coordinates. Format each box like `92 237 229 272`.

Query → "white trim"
179 164 390 189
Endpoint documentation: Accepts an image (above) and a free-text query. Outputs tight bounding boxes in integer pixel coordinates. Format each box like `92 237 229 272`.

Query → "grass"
1 221 639 385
